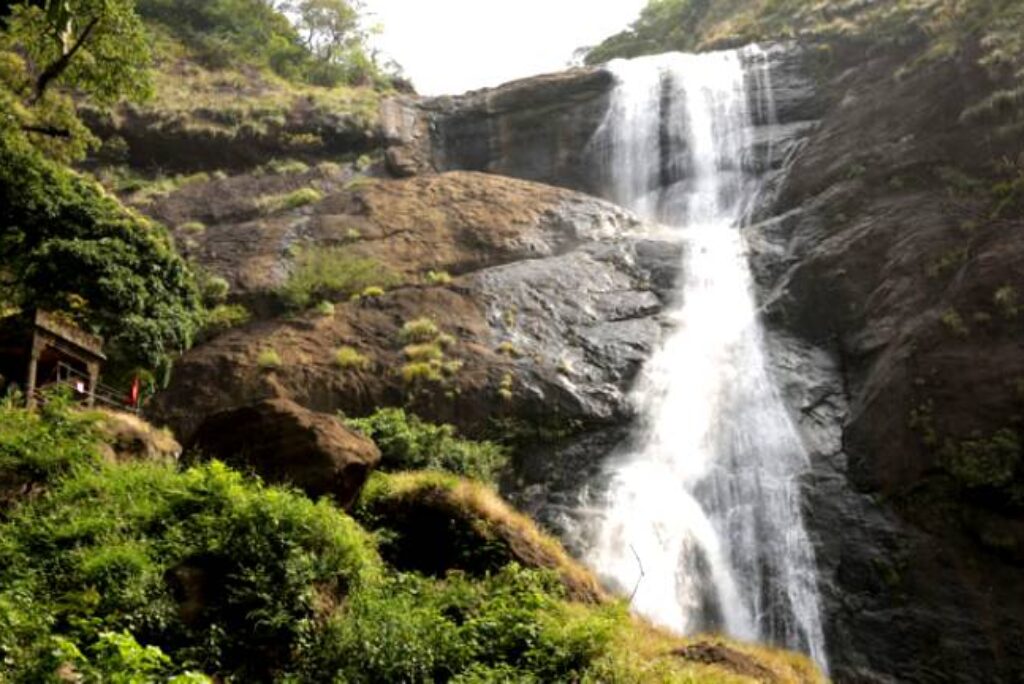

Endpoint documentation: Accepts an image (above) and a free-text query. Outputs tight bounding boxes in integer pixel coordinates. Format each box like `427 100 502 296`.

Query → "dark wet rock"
749 42 1024 682
186 398 380 508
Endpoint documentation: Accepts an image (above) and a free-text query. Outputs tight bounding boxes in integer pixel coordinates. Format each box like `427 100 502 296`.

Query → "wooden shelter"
0 309 107 407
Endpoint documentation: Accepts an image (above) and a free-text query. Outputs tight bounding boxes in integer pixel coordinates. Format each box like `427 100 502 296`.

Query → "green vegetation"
0 387 822 682
0 393 100 487
0 127 202 374
257 348 282 369
940 308 969 337
395 318 463 390
941 428 1023 509
399 317 441 344
995 285 1020 319
258 186 324 214
1 0 153 162
136 0 402 89
0 401 379 680
334 345 370 370
314 300 336 317
345 408 507 483
200 303 251 337
425 269 453 286
280 247 396 309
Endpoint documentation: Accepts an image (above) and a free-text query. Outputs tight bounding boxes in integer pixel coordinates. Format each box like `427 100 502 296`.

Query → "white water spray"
585 48 828 670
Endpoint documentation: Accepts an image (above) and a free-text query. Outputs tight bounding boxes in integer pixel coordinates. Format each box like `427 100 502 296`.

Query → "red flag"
128 376 140 407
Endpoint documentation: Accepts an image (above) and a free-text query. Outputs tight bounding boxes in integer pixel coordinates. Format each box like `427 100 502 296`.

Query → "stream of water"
584 47 829 670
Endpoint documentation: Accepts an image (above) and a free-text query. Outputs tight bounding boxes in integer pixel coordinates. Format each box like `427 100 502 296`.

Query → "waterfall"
584 47 829 670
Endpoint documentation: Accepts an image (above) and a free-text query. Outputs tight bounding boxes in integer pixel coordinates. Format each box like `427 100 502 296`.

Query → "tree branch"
33 15 100 102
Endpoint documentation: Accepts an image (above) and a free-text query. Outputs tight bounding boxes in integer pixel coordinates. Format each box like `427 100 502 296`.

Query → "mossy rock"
354 471 606 603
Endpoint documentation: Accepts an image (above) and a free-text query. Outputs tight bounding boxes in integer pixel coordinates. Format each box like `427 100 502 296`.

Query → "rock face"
187 398 380 508
149 170 674 444
383 68 616 194
748 44 1024 683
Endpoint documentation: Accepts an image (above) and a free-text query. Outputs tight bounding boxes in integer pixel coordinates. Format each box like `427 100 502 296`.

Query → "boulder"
186 398 380 508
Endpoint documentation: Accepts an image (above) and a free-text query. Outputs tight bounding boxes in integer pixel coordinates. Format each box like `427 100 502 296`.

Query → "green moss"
941 429 1021 491
995 285 1020 319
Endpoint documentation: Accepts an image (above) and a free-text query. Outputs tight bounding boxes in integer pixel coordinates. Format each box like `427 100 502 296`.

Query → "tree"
0 0 151 160
294 0 361 64
0 120 202 376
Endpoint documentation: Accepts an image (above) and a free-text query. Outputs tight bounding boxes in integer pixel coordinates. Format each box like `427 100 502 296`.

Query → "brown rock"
187 398 380 508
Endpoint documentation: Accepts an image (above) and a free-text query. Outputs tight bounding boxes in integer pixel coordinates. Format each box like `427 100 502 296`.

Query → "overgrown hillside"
0 399 824 682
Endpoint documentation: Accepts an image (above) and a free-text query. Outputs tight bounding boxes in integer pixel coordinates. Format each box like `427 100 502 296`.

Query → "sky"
360 0 647 95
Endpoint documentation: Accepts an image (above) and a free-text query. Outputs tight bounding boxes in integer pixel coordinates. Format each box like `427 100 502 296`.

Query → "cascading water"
584 47 829 670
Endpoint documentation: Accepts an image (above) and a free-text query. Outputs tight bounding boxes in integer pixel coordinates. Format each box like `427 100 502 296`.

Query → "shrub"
280 248 395 309
361 285 385 298
258 187 324 214
0 457 379 680
199 274 230 306
335 346 370 370
201 304 251 336
426 270 453 286
399 317 440 344
345 408 507 483
404 342 444 363
315 300 336 317
0 395 100 485
257 348 282 369
266 159 310 175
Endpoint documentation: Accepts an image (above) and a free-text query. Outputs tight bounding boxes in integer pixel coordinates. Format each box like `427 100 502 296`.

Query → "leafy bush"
0 456 380 680
0 394 100 486
280 248 396 310
345 408 507 483
299 566 619 683
0 129 202 374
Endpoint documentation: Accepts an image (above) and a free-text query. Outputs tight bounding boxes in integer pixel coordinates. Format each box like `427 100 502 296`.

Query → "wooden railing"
34 363 140 414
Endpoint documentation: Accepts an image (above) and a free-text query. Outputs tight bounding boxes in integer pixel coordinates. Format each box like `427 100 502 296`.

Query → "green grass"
258 187 324 214
201 303 251 336
280 248 397 310
399 317 440 344
335 346 371 370
257 348 282 369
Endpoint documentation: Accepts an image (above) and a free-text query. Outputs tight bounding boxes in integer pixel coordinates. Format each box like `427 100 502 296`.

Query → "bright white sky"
361 0 647 95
